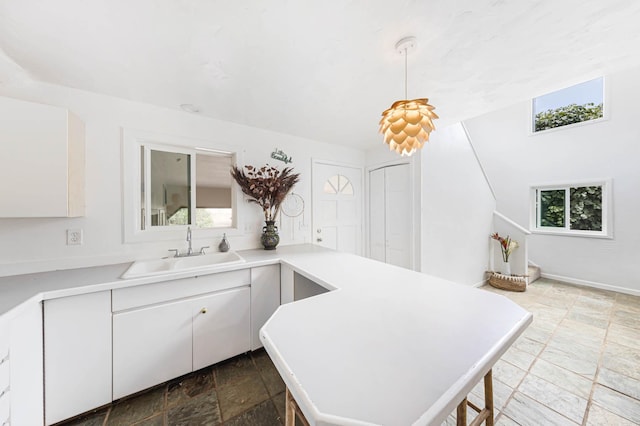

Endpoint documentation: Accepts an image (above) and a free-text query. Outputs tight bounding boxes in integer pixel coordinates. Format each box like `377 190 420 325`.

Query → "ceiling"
1 0 639 150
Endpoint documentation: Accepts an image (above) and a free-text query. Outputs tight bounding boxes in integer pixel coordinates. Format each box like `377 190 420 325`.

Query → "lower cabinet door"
250 265 281 350
9 301 43 426
44 291 111 425
113 299 193 399
0 388 9 426
192 286 251 371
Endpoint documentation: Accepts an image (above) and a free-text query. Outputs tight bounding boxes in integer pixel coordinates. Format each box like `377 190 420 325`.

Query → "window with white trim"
531 180 611 237
532 77 604 133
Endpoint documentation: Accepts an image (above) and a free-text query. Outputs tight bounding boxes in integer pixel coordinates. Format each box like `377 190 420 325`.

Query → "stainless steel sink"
121 251 245 279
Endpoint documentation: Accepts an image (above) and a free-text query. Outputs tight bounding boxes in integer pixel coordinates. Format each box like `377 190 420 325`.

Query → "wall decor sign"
271 148 292 164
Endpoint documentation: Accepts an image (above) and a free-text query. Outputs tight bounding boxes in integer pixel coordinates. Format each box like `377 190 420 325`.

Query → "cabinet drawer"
0 321 8 362
112 269 250 312
0 386 8 423
0 357 8 391
0 318 8 421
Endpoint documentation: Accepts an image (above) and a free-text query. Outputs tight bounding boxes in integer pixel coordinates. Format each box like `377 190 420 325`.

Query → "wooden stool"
285 388 310 426
456 370 494 426
284 369 494 426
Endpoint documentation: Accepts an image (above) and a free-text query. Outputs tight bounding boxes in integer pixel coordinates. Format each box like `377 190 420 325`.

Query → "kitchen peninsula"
0 244 531 425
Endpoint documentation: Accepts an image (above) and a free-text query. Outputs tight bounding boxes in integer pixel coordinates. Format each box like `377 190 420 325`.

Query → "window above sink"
122 129 244 243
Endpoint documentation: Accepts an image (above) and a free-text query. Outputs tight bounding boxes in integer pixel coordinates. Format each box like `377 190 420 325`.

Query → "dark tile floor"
58 349 290 426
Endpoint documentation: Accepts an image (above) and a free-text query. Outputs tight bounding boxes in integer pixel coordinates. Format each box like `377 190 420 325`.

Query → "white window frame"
122 128 244 243
529 76 608 135
530 179 613 239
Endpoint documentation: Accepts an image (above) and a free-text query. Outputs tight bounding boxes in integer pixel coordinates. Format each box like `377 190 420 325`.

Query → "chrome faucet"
169 226 209 257
186 226 193 256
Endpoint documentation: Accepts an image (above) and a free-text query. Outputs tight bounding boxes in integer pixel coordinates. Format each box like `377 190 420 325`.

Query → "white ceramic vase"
501 261 511 276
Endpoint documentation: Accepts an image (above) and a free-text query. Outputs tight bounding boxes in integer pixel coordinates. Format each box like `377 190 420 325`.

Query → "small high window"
532 77 604 132
531 180 611 237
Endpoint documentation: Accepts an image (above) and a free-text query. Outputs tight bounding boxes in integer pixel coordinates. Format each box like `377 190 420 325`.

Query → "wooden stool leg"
457 369 494 426
285 388 296 426
285 387 311 426
457 397 468 426
484 369 494 426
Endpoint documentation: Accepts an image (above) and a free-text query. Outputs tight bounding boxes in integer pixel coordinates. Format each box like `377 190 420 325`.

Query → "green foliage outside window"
538 186 603 232
534 103 603 132
540 190 565 227
570 186 602 231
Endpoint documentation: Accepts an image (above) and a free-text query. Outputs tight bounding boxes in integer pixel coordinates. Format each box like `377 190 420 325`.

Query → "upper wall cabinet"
0 96 85 217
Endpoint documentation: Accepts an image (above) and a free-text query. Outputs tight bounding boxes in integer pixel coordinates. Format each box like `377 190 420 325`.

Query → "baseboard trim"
540 273 640 297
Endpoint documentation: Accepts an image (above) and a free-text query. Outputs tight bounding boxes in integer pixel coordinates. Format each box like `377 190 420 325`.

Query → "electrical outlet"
67 229 83 245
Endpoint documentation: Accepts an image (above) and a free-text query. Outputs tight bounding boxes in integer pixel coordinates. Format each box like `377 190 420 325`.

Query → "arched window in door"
323 175 354 195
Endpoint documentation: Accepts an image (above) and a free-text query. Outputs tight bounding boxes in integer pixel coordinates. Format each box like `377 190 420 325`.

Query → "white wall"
465 66 640 294
0 82 365 276
420 123 496 286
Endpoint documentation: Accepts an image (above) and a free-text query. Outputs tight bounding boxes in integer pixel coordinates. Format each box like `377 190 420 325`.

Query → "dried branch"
230 164 300 221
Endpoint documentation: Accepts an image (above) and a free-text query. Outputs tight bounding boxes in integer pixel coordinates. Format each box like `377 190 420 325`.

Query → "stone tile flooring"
475 278 640 426
58 350 288 426
59 278 640 426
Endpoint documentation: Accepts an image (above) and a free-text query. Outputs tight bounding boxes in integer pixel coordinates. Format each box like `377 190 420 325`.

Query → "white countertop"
0 243 532 426
261 250 533 426
0 244 325 320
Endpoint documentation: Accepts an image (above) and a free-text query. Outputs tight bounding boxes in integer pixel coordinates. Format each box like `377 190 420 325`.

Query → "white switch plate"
67 229 83 245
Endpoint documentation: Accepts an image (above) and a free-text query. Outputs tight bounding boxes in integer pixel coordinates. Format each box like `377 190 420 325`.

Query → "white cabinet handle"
0 352 8 366
0 385 9 398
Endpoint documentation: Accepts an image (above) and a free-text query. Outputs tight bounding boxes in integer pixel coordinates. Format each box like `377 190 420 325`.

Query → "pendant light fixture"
379 37 438 156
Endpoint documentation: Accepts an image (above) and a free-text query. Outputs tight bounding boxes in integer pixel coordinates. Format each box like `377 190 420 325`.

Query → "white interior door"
368 164 412 269
312 162 363 255
384 164 412 268
369 168 386 262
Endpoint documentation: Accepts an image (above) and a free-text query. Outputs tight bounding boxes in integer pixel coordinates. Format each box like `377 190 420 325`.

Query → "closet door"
384 164 412 269
369 168 386 262
368 164 412 269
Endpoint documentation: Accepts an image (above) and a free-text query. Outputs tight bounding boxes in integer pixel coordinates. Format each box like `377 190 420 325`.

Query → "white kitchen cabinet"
0 95 85 217
250 265 280 350
0 389 8 426
193 287 251 370
112 273 252 399
44 291 111 425
280 264 295 305
369 164 412 269
9 302 44 425
113 298 193 399
112 270 249 312
0 320 9 426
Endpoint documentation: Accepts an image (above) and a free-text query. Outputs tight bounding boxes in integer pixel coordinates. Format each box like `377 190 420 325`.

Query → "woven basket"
489 273 527 292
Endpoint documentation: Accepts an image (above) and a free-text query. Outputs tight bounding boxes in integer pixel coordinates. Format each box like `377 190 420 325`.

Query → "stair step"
527 265 541 284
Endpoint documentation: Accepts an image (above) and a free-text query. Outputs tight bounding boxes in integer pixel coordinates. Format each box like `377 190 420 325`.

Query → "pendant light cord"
404 47 408 100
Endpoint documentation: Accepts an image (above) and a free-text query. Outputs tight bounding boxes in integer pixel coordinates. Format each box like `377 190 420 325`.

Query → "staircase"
528 264 541 285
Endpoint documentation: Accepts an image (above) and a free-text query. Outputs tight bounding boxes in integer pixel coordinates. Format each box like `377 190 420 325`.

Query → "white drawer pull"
0 385 9 399
0 354 8 366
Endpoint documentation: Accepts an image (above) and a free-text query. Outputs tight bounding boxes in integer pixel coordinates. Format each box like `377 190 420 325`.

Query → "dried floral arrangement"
230 164 300 222
490 232 519 262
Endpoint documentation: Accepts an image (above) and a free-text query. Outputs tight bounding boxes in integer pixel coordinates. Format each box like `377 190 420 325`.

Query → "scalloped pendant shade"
379 37 438 156
379 98 438 156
